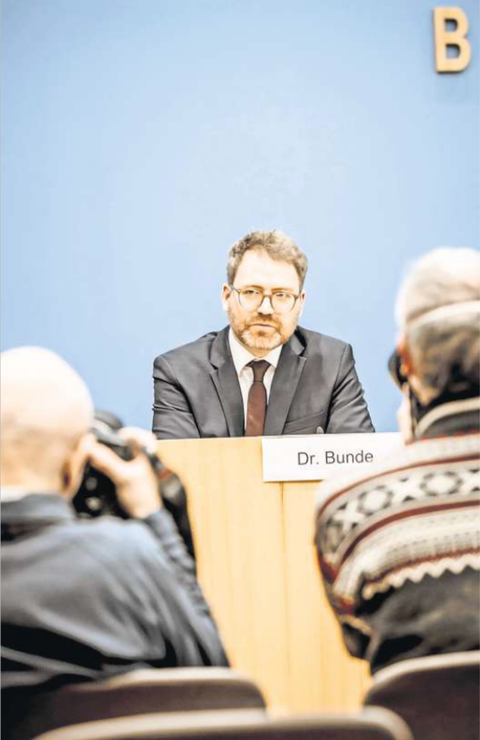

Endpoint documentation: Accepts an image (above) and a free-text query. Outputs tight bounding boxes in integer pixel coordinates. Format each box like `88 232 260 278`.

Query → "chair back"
31 707 413 740
2 668 266 740
364 651 480 740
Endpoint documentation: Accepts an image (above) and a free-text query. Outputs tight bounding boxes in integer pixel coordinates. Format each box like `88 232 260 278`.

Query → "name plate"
262 432 403 482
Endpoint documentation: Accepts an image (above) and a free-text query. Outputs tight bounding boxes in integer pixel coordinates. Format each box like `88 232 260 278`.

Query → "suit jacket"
152 326 374 439
1 495 228 694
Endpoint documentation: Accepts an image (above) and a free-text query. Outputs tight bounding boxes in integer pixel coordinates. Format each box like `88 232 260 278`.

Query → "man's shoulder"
1 506 163 582
296 326 351 358
153 328 227 368
44 515 163 569
79 515 159 549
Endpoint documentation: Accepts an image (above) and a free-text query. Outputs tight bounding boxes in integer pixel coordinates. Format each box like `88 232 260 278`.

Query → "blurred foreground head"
1 347 93 495
395 247 480 407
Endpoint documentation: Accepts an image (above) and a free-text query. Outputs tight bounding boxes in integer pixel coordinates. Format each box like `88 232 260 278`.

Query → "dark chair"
364 651 480 740
31 707 413 740
2 668 266 740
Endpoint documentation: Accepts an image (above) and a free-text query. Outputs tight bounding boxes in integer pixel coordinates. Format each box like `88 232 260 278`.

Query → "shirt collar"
1 487 31 502
228 328 283 374
1 493 76 524
415 396 480 439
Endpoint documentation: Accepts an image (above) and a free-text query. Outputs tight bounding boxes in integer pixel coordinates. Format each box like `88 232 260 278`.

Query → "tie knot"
248 360 270 383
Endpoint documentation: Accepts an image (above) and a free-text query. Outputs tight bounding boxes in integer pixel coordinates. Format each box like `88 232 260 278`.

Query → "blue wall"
2 0 479 432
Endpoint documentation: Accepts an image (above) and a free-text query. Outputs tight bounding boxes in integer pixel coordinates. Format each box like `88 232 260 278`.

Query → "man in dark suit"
153 230 374 439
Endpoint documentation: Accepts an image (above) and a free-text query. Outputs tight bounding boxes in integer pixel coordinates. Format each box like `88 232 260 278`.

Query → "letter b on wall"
434 7 471 72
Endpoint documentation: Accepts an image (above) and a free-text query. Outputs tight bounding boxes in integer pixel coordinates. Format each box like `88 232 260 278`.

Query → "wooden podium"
156 436 370 713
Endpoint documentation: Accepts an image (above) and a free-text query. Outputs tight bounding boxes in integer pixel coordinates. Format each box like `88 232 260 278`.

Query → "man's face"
222 250 305 357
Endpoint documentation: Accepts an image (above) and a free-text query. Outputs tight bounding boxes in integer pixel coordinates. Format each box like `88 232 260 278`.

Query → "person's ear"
397 333 436 407
221 283 232 313
61 433 94 498
297 290 306 318
396 334 414 379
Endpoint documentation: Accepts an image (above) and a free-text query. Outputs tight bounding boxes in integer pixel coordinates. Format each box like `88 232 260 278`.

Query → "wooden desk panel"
283 481 370 711
156 438 369 712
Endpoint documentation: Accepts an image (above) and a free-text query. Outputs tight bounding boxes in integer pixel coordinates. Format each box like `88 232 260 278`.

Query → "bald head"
1 348 93 492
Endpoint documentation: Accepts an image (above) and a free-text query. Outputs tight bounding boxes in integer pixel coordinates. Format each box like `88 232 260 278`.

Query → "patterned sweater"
315 399 480 671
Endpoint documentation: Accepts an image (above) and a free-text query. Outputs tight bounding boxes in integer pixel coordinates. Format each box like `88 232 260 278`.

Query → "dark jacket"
153 326 374 439
1 495 228 692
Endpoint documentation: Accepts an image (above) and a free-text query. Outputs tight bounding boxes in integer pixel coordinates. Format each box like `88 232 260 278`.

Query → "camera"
73 410 196 560
73 410 130 519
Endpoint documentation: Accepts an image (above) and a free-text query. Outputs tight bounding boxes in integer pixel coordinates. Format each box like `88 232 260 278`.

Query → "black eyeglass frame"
229 285 301 313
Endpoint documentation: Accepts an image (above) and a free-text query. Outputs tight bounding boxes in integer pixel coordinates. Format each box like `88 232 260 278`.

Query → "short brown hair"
227 230 309 289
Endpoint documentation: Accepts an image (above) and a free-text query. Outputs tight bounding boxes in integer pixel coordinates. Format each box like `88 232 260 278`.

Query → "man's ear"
397 333 434 406
221 283 231 313
297 290 306 318
396 333 414 379
61 433 94 499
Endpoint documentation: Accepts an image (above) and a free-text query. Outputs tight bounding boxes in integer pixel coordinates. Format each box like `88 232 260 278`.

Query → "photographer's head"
393 248 480 438
1 347 163 518
1 347 94 496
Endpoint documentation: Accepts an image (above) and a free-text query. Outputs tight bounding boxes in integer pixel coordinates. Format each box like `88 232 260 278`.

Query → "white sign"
262 432 403 482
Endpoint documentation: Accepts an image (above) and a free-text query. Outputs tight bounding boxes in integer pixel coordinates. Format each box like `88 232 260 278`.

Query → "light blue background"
2 0 479 431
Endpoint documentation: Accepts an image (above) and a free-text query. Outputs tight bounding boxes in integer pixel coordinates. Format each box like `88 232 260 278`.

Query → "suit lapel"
264 332 307 435
209 327 244 437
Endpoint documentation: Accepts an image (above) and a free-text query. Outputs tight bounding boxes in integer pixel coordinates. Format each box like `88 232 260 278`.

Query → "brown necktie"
245 360 270 437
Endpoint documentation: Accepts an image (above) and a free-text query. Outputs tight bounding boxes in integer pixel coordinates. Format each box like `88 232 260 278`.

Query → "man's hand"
86 428 162 519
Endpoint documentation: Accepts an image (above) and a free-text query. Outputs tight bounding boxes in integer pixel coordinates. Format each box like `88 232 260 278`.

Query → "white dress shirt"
228 329 283 430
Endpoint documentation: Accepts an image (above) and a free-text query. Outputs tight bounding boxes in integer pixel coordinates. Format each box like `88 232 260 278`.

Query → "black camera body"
73 411 131 519
73 410 196 560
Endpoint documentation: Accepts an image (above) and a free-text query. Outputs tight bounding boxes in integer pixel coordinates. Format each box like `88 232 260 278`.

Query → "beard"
228 309 295 352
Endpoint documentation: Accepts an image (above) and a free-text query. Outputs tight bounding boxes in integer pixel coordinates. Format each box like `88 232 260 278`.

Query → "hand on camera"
87 428 162 519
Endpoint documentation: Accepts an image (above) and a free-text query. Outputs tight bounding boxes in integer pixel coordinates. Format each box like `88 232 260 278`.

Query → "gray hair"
226 230 309 289
395 247 480 398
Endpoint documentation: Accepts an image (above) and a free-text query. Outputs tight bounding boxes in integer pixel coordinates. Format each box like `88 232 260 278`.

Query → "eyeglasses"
230 286 300 314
